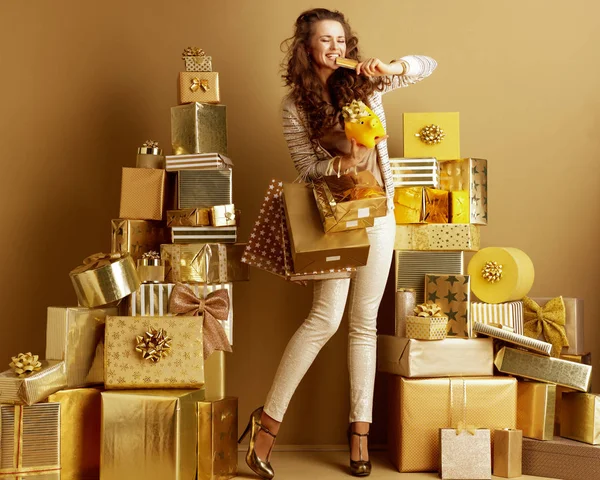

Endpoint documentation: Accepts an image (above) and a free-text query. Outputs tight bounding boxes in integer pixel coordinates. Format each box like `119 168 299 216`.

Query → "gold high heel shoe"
347 426 372 477
238 406 277 479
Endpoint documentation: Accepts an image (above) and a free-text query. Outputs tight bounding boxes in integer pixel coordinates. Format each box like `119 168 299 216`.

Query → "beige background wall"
1 0 599 447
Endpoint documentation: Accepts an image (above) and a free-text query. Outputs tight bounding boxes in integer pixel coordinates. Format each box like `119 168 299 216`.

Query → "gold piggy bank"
343 101 386 149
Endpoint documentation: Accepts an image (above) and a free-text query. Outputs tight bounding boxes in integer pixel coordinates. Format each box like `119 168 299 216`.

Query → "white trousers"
264 211 396 423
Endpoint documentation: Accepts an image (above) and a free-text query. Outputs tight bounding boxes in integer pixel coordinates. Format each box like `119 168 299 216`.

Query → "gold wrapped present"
171 103 227 156
440 158 488 224
168 208 211 227
390 157 439 187
204 350 226 399
69 253 140 308
494 347 592 392
468 247 535 304
403 112 460 160
394 223 480 251
45 306 117 388
119 167 166 221
393 186 448 224
439 428 491 480
377 335 493 377
0 360 66 405
104 316 204 389
425 274 471 338
210 204 236 227
136 140 165 169
101 389 205 480
179 72 220 104
493 429 522 478
177 169 232 209
394 288 416 336
0 403 61 475
111 219 168 262
560 393 600 444
47 388 102 479
171 226 237 244
517 382 556 440
137 252 164 283
473 322 552 356
165 153 233 171
182 47 212 72
161 243 249 284
471 301 524 334
405 315 447 340
388 376 517 472
283 183 370 273
197 397 238 480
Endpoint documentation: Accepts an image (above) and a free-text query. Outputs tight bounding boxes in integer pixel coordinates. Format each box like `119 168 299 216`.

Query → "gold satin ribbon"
523 296 568 357
455 420 477 435
169 283 232 359
190 77 209 92
70 252 124 274
449 379 478 435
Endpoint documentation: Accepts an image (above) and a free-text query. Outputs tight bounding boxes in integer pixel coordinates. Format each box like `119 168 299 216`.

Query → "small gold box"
517 382 556 440
493 429 522 478
210 204 237 227
393 186 448 224
405 316 448 340
560 392 600 444
179 72 220 104
167 208 211 227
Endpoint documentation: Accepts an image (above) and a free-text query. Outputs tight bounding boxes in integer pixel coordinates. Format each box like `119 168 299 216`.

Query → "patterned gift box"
393 186 448 224
177 169 232 209
448 190 470 223
405 315 447 340
119 167 166 221
493 429 522 478
165 153 232 172
179 72 220 104
171 226 237 244
110 219 168 262
171 103 227 156
425 274 471 338
403 112 460 160
473 322 552 356
210 204 237 227
560 392 600 444
167 208 211 227
471 301 523 335
182 47 212 72
394 224 480 251
439 429 491 480
440 158 488 225
390 158 439 187
0 361 66 405
517 382 556 440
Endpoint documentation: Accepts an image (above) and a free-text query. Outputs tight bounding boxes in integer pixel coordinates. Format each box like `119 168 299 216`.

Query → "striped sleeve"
381 55 437 94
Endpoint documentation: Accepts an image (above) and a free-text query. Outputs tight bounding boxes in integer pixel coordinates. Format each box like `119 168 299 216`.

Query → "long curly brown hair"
281 8 388 142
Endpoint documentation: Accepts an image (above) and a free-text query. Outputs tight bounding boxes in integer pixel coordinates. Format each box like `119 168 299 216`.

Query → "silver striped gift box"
471 301 524 334
171 226 237 243
177 169 232 208
390 158 439 187
165 153 233 172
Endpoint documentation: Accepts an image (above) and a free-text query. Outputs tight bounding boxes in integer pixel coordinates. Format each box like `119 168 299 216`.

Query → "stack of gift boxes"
377 112 599 480
0 47 246 480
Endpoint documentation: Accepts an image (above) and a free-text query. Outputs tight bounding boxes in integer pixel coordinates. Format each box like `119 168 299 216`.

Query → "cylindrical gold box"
136 144 165 169
137 256 165 284
395 288 416 337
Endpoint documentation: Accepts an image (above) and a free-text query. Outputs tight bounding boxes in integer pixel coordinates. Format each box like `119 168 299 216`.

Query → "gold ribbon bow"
169 283 232 359
142 140 159 148
135 327 172 362
415 124 445 144
71 252 124 274
455 420 477 435
190 77 209 92
9 352 42 377
413 302 444 317
523 296 568 357
182 46 205 58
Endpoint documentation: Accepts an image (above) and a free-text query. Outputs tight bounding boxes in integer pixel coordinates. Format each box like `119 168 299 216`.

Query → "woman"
239 8 437 478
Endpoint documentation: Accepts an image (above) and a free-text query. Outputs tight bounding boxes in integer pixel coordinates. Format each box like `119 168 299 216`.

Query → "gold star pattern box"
394 223 480 251
424 274 472 338
439 158 488 224
110 219 168 262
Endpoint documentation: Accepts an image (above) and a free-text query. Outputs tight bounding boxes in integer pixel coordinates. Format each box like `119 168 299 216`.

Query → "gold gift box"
448 190 470 223
494 347 592 392
178 72 220 104
471 301 524 335
394 223 480 251
177 169 232 209
171 226 237 244
377 335 493 377
560 392 600 444
493 429 522 478
137 144 165 169
45 306 117 388
210 204 237 227
111 219 168 262
101 389 205 480
405 315 447 340
390 157 439 187
104 316 204 389
530 297 585 355
425 274 471 338
161 243 249 284
205 350 226 399
393 186 449 224
440 158 488 225
439 428 491 480
388 376 517 472
403 112 460 161
197 397 238 480
171 103 228 156
47 388 102 479
119 167 166 221
283 183 370 273
183 53 212 72
0 403 61 475
168 208 211 227
0 361 66 405
517 382 556 440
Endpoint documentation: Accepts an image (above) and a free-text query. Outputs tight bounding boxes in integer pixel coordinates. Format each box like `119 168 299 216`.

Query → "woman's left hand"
356 58 401 77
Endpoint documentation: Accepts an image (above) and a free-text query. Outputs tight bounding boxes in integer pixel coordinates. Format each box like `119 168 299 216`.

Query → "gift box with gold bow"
119 167 166 221
439 428 491 480
171 103 228 156
440 158 488 225
182 46 212 72
0 359 66 405
211 204 237 227
393 186 449 224
425 274 472 338
493 429 522 478
394 223 480 251
405 303 448 340
403 112 460 160
179 72 220 104
517 382 556 441
136 140 165 169
111 219 168 263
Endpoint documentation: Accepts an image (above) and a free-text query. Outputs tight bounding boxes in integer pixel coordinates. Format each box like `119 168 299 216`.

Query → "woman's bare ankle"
260 411 281 436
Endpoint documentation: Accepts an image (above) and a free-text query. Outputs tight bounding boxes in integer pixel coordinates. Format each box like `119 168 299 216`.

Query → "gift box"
440 158 488 225
70 253 140 308
394 223 480 251
165 153 232 172
494 347 592 392
389 157 439 187
560 392 600 444
197 397 238 480
517 382 556 440
171 226 237 244
394 250 464 303
471 301 523 335
104 316 204 389
45 306 117 388
205 350 226 399
0 403 61 475
493 429 522 478
425 273 471 338
111 219 168 262
393 186 448 224
161 243 249 284
561 352 592 365
179 72 220 104
177 169 232 209
283 182 370 273
473 322 552 356
377 335 493 377
182 47 212 72
394 288 416 336
448 190 471 223
0 360 66 405
101 389 205 480
137 254 164 283
439 428 491 480
167 208 211 227
405 315 447 340
468 247 535 304
210 204 237 227
136 141 165 169
388 376 517 472
47 388 102 479
403 112 460 160
171 103 227 156
119 167 166 221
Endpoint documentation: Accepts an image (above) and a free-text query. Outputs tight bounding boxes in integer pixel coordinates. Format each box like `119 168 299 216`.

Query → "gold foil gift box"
403 112 460 160
171 103 227 156
119 167 166 221
440 158 488 225
165 153 232 171
439 428 491 480
136 140 165 169
177 169 232 209
425 274 471 338
104 316 204 389
168 208 211 227
0 360 66 405
517 382 556 440
493 429 522 478
182 46 213 72
197 397 238 480
388 376 517 472
389 157 439 187
111 219 168 262
405 315 448 340
394 223 480 251
137 251 165 283
210 204 237 227
0 403 61 476
473 322 553 356
393 186 449 224
377 335 493 377
204 350 227 399
47 388 102 479
560 392 600 444
45 306 117 388
471 301 524 334
179 72 220 104
171 226 237 244
283 183 370 273
101 389 205 480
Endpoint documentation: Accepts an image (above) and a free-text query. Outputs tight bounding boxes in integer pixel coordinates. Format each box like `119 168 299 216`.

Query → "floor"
235 450 552 479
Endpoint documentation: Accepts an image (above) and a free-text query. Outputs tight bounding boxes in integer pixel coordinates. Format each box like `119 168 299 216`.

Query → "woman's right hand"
339 136 389 172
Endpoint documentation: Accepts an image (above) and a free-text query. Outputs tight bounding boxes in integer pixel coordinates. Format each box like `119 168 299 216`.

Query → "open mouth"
326 53 340 60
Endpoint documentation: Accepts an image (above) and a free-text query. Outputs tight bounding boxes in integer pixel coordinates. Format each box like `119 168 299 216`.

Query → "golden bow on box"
179 72 220 104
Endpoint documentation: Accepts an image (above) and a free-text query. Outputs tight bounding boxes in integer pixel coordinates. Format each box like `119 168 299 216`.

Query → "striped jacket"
281 55 437 210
